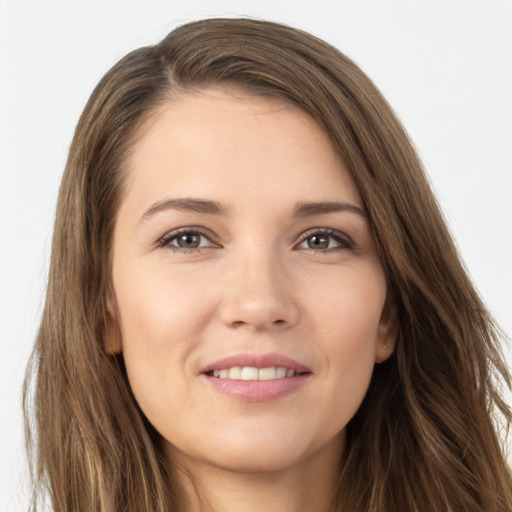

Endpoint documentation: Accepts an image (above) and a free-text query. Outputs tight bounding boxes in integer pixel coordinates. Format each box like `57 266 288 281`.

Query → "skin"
107 88 396 512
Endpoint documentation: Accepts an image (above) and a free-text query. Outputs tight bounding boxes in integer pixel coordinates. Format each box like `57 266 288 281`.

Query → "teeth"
241 367 259 380
211 366 297 380
258 367 276 380
228 367 242 379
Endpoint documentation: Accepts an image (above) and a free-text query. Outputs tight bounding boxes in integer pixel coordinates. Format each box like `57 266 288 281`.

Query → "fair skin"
107 88 396 512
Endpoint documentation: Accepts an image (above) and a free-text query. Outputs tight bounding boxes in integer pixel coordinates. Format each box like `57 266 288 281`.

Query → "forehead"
121 87 362 218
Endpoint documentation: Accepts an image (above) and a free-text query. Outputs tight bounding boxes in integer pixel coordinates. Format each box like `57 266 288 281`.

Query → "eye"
297 228 354 251
157 228 218 252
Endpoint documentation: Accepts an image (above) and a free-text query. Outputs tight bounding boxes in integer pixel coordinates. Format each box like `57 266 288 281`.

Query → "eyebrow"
294 201 367 218
140 197 366 222
140 198 230 222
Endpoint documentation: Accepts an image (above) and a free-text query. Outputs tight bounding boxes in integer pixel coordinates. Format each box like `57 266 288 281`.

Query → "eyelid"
155 226 354 252
156 226 220 250
296 227 355 250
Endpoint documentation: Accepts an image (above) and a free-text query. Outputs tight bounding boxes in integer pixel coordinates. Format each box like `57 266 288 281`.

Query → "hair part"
24 17 512 512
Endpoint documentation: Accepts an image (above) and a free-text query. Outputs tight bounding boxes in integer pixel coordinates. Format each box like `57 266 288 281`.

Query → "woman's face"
108 88 395 474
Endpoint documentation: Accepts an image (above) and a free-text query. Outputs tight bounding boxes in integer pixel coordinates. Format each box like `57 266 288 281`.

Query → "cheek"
114 261 211 348
112 264 214 412
306 267 386 405
304 263 386 348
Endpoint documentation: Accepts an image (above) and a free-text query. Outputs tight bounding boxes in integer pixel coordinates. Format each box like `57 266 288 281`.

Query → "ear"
103 297 123 355
375 299 398 364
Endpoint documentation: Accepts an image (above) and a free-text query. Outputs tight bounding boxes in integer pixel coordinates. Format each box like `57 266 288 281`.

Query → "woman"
24 17 512 512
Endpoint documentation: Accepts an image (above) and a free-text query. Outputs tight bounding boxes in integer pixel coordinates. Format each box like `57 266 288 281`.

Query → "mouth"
201 353 311 402
207 366 302 380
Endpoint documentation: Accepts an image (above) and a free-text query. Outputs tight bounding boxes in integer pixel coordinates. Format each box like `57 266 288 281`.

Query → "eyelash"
157 227 217 253
297 228 355 251
157 227 354 253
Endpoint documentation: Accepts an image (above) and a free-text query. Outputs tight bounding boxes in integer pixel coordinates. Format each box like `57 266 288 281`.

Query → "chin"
210 439 308 474
171 423 343 476
206 453 308 475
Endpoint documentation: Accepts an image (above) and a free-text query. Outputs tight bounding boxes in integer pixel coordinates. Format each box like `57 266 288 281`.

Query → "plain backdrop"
1 1 511 510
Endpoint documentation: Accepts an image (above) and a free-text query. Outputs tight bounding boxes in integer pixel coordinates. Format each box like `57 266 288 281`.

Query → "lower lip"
202 374 310 402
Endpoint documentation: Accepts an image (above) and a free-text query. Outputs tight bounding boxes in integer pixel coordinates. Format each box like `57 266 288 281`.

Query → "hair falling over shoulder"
24 17 512 512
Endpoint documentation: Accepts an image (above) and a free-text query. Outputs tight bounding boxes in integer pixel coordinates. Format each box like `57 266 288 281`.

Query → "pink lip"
201 352 310 374
200 352 311 402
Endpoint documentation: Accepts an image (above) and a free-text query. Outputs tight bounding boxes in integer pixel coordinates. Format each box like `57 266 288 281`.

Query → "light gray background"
1 1 511 510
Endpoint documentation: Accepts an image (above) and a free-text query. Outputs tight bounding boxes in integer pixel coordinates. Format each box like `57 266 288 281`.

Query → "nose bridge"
219 238 298 330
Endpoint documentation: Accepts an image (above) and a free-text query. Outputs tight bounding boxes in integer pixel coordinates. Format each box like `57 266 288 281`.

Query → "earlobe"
375 301 398 364
103 298 123 354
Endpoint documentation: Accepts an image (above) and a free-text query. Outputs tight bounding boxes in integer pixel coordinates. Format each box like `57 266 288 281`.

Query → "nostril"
219 293 299 331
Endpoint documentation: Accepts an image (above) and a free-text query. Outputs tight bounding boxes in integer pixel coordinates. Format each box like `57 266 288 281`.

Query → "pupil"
308 235 329 249
178 234 200 248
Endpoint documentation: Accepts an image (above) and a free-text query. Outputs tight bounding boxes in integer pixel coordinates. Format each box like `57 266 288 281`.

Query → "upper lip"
201 352 311 374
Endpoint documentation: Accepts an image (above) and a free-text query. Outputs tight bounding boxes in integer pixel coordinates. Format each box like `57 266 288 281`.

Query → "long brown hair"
24 17 512 511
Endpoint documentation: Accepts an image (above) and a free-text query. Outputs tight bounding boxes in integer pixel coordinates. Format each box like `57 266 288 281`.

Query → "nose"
218 247 299 332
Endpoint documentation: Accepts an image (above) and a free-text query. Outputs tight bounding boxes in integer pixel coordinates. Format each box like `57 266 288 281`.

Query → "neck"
166 438 344 512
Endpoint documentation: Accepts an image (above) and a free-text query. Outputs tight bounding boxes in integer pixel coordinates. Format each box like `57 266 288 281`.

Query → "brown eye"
158 228 216 251
176 233 202 248
298 229 354 251
306 234 330 250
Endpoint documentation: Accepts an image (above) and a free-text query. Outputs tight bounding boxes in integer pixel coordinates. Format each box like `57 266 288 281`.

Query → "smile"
210 367 297 380
202 354 311 402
